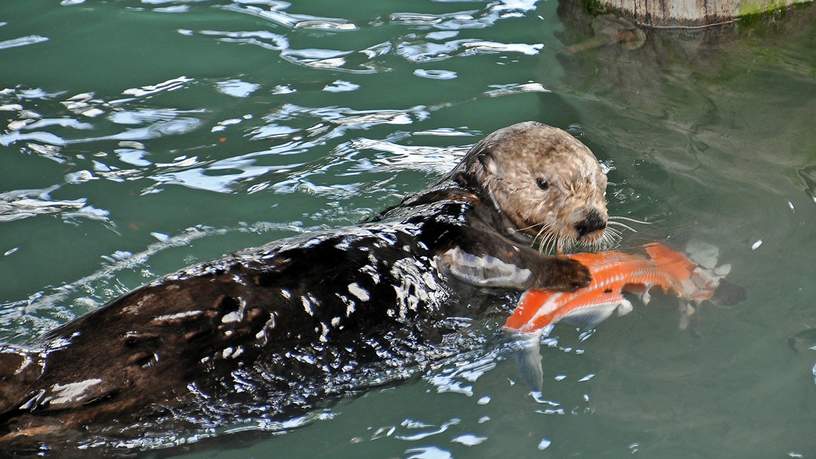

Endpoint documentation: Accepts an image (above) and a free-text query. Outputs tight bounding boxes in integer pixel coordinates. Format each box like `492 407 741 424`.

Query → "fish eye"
536 178 549 191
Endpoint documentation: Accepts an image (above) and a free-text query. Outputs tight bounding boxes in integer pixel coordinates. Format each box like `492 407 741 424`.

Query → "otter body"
0 122 609 448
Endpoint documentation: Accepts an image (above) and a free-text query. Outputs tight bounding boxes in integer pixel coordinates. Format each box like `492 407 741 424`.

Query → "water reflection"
397 38 542 62
0 186 109 223
414 69 458 80
1 0 815 456
221 3 358 31
179 28 289 50
345 137 468 174
0 35 49 51
0 221 310 341
1 82 443 196
391 0 538 30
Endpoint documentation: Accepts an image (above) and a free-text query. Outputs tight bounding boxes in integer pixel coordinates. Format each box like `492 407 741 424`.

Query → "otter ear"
477 150 497 175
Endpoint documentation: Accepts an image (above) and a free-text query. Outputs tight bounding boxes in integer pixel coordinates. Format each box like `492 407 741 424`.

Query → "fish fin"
678 302 696 330
623 284 650 305
560 303 619 329
616 298 634 316
685 240 719 270
510 331 544 393
714 263 731 277
641 288 651 305
644 243 696 281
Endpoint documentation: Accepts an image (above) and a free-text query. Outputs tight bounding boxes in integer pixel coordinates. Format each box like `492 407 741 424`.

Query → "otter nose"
575 209 606 238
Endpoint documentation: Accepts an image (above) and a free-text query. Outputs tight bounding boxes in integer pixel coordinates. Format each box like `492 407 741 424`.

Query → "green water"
2 0 816 457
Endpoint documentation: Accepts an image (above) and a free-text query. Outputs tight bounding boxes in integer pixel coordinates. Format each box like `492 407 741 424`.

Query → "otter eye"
536 178 549 191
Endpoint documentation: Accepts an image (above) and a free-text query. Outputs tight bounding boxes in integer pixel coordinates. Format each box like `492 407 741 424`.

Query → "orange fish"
505 243 723 333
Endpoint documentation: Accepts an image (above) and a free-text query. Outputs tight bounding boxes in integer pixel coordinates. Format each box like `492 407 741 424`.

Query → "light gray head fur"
456 121 609 252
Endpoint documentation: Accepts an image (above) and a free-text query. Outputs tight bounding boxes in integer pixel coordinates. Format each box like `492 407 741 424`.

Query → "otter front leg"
437 247 532 288
436 246 590 291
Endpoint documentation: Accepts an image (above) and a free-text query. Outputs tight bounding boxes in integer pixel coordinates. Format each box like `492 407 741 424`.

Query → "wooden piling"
591 0 813 26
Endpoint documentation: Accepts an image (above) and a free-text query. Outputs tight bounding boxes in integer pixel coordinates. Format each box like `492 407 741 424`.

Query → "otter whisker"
537 234 547 253
532 223 552 249
590 226 620 250
517 221 549 232
553 232 566 255
606 226 622 236
556 234 575 255
608 215 653 225
607 221 638 233
590 228 620 251
552 237 563 255
605 226 623 239
592 236 608 251
603 227 622 246
545 232 556 253
532 226 547 247
592 234 604 248
535 231 548 252
540 232 556 254
544 232 557 255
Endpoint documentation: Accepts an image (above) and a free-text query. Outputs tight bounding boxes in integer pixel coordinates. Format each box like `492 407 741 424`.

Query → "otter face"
467 122 609 253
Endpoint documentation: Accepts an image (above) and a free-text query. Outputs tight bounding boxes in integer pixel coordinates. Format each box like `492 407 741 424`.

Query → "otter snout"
575 209 606 239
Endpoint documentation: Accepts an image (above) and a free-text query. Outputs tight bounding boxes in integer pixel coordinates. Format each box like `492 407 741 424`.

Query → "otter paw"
540 258 591 291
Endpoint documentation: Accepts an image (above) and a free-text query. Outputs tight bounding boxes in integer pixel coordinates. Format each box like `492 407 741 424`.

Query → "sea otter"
0 122 610 450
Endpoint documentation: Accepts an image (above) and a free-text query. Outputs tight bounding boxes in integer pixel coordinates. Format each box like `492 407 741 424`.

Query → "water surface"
1 0 815 457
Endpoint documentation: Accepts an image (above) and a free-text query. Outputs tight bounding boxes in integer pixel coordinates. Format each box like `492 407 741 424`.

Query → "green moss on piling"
738 0 813 25
582 0 608 16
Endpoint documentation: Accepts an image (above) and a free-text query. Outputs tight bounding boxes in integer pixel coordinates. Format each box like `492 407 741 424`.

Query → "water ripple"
346 138 468 174
322 80 360 93
0 221 312 341
484 82 551 97
172 1 545 75
404 446 453 459
391 0 538 30
1 0 815 456
426 350 499 396
0 187 109 223
451 434 487 446
121 75 193 98
0 35 49 51
222 3 358 31
254 103 431 141
279 46 390 73
397 38 542 63
414 69 458 80
395 417 461 441
179 28 289 51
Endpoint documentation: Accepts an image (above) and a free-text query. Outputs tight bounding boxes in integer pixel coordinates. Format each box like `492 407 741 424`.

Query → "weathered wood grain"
596 0 812 25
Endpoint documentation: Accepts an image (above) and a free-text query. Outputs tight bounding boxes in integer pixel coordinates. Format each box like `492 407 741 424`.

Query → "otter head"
460 121 609 253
